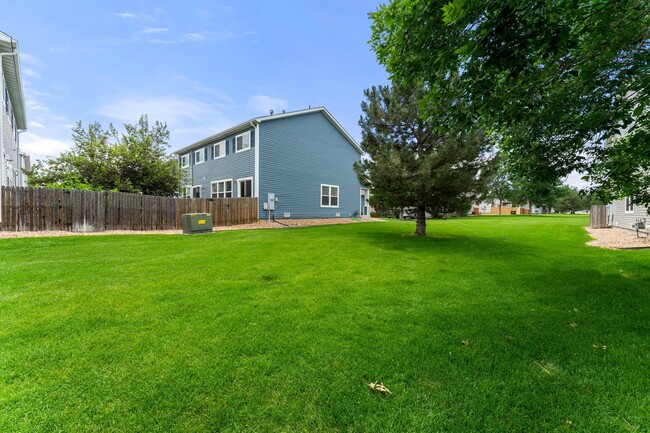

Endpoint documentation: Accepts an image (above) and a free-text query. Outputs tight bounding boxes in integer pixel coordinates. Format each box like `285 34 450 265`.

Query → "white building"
1 31 27 187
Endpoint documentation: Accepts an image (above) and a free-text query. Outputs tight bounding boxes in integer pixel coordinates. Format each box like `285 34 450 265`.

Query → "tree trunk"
498 199 502 216
528 199 533 215
415 204 427 236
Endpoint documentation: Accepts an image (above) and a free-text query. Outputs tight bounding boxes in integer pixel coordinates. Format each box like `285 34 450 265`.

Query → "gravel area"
585 227 650 249
0 218 384 239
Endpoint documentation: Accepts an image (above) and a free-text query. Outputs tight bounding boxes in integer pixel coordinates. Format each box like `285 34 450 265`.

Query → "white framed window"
192 185 202 198
321 184 339 208
238 177 253 198
182 186 191 198
235 131 251 153
213 141 226 159
180 154 190 168
194 149 205 165
625 197 634 213
211 179 233 198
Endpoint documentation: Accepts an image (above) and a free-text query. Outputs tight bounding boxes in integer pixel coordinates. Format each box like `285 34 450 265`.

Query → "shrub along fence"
0 186 258 232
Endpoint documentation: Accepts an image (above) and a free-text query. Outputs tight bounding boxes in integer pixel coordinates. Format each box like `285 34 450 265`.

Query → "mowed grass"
1 216 649 432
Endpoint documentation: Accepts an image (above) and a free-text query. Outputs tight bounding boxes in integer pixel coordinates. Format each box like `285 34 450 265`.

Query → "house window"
214 141 226 159
235 131 251 153
238 178 253 198
625 197 634 213
180 154 190 168
194 149 205 165
182 186 191 198
211 179 233 198
321 184 339 208
192 186 202 198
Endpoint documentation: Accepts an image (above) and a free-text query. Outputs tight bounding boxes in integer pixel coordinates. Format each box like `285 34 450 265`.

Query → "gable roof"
0 32 26 131
175 106 361 155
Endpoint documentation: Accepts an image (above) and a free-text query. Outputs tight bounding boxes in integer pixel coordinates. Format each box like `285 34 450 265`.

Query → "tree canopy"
355 81 494 236
370 0 650 205
28 115 183 196
554 186 593 213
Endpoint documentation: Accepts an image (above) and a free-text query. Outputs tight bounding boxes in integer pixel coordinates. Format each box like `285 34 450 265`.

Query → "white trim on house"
182 185 192 198
0 32 26 130
211 178 233 198
213 141 226 159
320 184 339 208
194 149 205 165
254 121 260 198
191 185 202 198
237 176 254 198
235 131 251 153
174 107 361 155
360 187 370 217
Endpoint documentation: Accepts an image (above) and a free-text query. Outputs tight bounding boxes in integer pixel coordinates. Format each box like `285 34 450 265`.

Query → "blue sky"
3 1 389 161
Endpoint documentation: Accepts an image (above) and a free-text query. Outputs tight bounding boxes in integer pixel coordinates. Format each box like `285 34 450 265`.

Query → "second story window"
236 131 251 153
214 141 226 159
180 154 190 168
194 149 205 165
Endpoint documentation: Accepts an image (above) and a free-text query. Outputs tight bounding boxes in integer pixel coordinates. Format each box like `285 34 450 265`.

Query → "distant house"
174 107 369 219
470 201 548 215
1 31 28 187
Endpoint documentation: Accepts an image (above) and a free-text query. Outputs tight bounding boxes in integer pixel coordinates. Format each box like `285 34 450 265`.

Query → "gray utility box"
181 213 213 234
632 221 646 230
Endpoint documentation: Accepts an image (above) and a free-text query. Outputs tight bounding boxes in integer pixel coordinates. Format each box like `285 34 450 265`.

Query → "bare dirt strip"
0 218 384 239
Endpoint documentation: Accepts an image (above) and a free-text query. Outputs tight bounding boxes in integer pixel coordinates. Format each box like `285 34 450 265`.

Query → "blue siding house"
174 107 369 219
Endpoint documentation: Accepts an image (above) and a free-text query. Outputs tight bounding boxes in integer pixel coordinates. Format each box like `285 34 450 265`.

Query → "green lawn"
1 216 649 432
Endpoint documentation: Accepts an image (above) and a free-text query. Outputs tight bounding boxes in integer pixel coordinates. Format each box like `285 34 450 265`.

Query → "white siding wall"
1 71 19 187
611 199 648 233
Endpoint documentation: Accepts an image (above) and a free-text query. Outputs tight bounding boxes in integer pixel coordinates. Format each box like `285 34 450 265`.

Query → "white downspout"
251 120 259 197
251 120 260 217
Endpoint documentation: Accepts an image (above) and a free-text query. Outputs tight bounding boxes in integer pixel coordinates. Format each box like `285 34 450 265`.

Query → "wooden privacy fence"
0 186 258 232
589 204 608 228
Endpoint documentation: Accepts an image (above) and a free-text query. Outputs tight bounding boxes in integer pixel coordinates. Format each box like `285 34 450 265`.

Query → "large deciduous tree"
28 115 184 196
370 0 650 206
355 82 493 236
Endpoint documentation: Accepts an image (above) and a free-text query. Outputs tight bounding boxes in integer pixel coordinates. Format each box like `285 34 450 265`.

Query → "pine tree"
355 82 494 236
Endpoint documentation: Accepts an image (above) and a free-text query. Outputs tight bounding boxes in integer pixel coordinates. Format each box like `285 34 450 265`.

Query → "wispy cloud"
19 60 75 160
113 12 137 19
173 76 234 105
97 94 233 150
20 53 42 66
148 30 237 44
247 95 288 115
113 10 158 21
140 27 169 34
49 44 72 53
185 30 235 42
22 68 41 79
25 98 49 112
21 133 72 159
